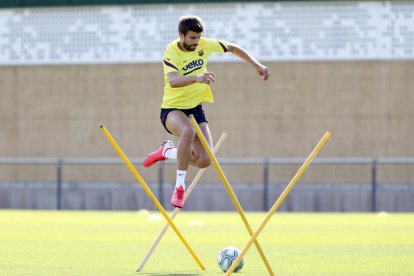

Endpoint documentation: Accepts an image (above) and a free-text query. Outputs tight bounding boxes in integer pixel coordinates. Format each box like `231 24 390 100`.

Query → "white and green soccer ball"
217 246 244 273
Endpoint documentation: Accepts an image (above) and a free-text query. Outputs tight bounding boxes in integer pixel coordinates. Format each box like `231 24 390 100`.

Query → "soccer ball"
217 246 244 273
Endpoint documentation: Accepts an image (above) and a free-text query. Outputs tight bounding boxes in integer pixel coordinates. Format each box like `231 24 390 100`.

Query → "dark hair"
178 15 204 35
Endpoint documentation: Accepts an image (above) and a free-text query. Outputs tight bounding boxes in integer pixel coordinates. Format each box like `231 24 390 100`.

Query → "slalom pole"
226 131 331 275
100 125 205 270
136 132 227 272
189 115 275 276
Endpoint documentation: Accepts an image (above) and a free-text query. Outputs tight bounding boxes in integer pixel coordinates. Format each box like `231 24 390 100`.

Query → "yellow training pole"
226 131 331 275
188 115 275 276
136 132 227 272
99 125 205 270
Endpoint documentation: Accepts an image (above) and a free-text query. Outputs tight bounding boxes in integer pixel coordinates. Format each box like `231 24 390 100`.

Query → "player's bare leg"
189 122 212 169
164 111 212 207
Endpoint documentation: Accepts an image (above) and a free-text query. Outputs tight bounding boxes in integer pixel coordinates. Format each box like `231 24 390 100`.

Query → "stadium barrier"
0 157 413 212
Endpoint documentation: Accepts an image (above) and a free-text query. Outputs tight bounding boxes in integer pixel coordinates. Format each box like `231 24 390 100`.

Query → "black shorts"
160 105 208 134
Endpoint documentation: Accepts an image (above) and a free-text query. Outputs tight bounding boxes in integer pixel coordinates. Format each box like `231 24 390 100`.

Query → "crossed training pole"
100 125 205 270
189 115 275 276
136 132 228 272
226 131 331 275
101 120 330 274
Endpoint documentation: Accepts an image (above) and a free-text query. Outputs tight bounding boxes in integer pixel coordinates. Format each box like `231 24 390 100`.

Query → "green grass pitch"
0 210 413 275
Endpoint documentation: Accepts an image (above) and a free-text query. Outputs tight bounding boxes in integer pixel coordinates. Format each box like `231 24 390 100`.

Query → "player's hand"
196 72 216 84
256 64 270 81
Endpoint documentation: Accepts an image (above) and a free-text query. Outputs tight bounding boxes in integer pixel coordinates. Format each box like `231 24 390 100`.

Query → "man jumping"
143 15 270 208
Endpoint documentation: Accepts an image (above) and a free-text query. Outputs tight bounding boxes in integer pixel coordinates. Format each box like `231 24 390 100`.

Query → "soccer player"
143 15 270 208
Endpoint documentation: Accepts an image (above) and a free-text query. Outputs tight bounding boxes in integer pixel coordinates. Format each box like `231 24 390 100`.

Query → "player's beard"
183 41 197 51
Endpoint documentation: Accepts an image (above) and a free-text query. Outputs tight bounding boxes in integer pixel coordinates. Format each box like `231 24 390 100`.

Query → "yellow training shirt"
162 37 228 109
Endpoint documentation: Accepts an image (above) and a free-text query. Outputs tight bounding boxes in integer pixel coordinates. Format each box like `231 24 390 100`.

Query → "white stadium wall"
0 1 414 65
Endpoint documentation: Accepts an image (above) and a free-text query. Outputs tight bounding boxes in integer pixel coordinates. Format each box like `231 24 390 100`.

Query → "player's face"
181 31 201 51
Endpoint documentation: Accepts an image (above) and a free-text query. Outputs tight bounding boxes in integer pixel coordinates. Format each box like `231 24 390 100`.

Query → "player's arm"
168 71 216 88
227 43 270 81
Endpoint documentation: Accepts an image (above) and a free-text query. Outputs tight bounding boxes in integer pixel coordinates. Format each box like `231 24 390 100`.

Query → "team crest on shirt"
198 49 204 56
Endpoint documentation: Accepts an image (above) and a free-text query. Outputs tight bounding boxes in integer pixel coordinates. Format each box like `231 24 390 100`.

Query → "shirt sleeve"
204 37 229 54
163 47 180 74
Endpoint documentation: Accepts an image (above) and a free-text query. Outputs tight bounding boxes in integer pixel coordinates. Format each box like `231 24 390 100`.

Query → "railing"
1 157 414 211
